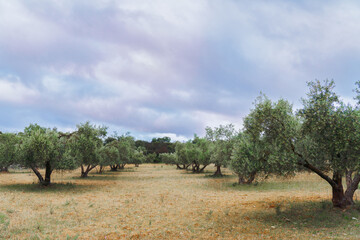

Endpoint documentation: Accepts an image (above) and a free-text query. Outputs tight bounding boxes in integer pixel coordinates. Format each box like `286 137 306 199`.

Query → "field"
1 164 360 239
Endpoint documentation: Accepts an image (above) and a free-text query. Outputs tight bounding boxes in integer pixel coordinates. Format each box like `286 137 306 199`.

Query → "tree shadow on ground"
0 182 91 193
249 200 360 230
92 171 121 176
71 175 121 181
204 174 236 179
0 170 32 174
180 169 214 175
226 180 328 192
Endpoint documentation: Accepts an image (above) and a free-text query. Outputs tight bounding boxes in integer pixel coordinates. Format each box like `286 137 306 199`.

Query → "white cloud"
42 76 67 93
0 1 63 54
191 110 244 135
169 89 192 101
144 132 189 142
0 76 38 104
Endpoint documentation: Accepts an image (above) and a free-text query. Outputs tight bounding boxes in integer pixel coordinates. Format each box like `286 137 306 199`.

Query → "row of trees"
162 80 360 209
160 125 236 176
0 122 147 185
1 80 359 209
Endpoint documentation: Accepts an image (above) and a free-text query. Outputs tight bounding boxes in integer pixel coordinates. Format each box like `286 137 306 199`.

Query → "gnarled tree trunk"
345 172 360 205
302 166 360 209
81 164 96 178
291 146 360 209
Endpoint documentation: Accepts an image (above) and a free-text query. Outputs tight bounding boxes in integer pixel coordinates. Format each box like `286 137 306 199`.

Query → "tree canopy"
236 80 360 208
69 122 107 177
17 124 77 185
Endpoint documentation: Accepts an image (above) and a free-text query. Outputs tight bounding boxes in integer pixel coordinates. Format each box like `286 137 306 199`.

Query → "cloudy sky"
1 0 360 140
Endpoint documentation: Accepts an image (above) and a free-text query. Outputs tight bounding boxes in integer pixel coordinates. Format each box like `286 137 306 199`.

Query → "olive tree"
98 144 119 173
186 136 211 173
105 134 136 171
18 124 77 186
230 132 264 184
118 135 135 169
246 80 360 208
110 134 135 170
0 133 19 172
173 142 191 169
70 122 107 178
230 129 296 184
131 147 146 167
206 124 237 176
171 137 211 172
296 80 360 208
160 152 178 165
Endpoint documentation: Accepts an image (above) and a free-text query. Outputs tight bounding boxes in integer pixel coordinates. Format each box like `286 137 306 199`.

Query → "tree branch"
31 166 44 183
300 161 337 188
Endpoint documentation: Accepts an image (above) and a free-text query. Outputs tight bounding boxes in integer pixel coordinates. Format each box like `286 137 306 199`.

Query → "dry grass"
1 164 360 239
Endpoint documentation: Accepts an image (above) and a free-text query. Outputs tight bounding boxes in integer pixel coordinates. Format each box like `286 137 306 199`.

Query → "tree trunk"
191 163 207 173
0 167 8 172
199 165 208 173
300 161 359 208
43 161 52 186
238 172 256 184
31 166 44 183
118 164 125 169
31 166 51 186
213 165 223 176
176 164 191 170
110 165 118 171
98 166 104 173
344 172 360 206
331 172 355 209
81 164 96 178
192 163 200 173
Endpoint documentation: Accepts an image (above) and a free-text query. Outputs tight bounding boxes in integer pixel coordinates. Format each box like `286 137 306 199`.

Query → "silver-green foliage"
160 152 177 165
18 124 77 185
131 148 146 166
0 133 19 171
206 124 237 176
70 122 107 177
230 133 264 184
241 80 360 208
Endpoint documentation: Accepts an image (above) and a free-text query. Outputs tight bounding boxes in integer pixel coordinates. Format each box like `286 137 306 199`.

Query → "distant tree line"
135 137 175 163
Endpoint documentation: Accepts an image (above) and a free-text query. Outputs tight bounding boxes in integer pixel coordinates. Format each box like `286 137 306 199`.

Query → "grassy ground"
0 164 360 239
